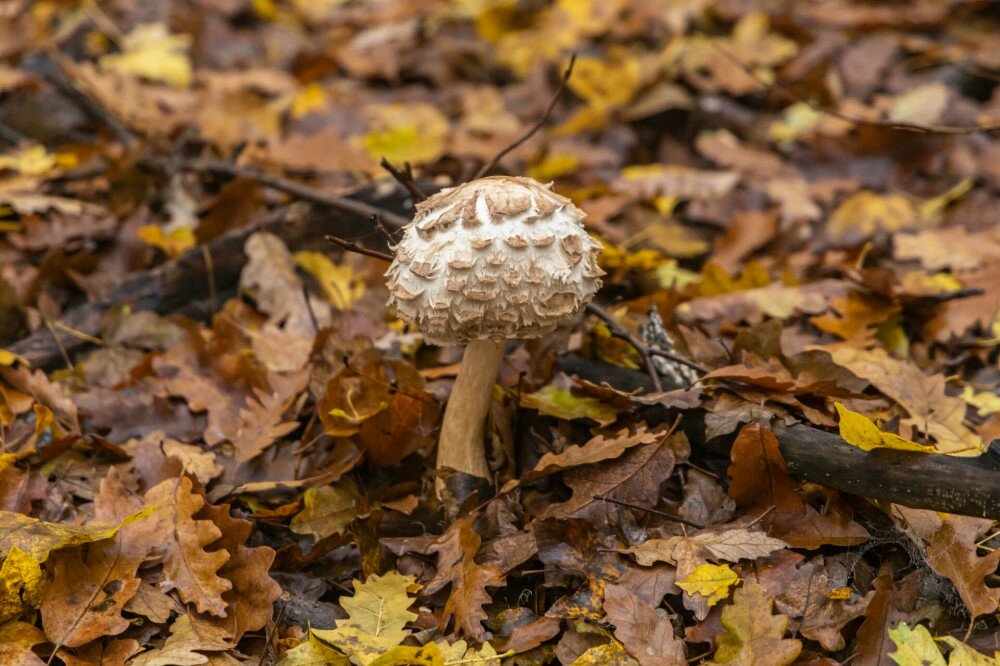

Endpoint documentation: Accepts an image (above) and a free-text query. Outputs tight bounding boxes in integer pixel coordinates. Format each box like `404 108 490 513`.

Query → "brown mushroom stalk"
384 176 604 493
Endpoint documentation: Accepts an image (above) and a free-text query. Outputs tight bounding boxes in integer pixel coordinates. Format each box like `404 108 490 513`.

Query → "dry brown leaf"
144 476 232 617
0 620 47 666
41 469 154 648
130 613 235 666
924 516 1000 622
621 529 787 566
604 583 686 666
523 424 664 482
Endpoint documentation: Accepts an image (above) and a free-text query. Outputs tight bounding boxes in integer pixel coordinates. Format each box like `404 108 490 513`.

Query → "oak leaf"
0 620 47 666
710 581 801 665
279 634 350 665
886 623 945 666
144 476 232 617
290 480 361 541
199 501 282 639
130 613 235 666
603 583 686 666
311 571 420 664
523 424 664 482
0 506 150 562
58 638 142 666
924 516 1000 622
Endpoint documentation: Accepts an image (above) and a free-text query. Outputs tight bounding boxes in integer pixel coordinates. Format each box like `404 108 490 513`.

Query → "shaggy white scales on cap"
384 176 603 496
385 175 604 346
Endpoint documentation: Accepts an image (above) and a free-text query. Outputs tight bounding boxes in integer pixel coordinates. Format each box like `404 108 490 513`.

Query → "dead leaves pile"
5 0 1000 663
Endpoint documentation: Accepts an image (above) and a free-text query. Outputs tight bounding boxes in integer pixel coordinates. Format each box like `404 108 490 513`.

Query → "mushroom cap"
385 176 604 345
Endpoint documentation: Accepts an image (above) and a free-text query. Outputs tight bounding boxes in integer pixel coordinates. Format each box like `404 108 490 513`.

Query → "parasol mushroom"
385 176 603 493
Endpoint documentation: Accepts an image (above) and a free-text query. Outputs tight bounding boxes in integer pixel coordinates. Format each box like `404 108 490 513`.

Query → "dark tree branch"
474 54 577 180
324 235 393 262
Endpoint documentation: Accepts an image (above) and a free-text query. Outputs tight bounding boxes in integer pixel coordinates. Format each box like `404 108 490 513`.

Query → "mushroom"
385 176 604 492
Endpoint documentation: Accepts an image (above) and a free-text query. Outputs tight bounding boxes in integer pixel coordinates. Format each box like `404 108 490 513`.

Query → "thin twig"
648 348 709 375
370 213 397 246
592 494 705 529
181 157 410 228
712 43 1000 135
324 235 394 262
380 157 427 203
586 303 663 392
474 54 577 179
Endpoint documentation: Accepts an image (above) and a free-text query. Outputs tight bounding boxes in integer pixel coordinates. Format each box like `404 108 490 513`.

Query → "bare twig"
181 157 410 228
648 348 709 375
592 494 704 529
586 303 663 392
712 43 1000 135
474 54 577 180
324 235 394 262
370 213 398 246
380 157 427 203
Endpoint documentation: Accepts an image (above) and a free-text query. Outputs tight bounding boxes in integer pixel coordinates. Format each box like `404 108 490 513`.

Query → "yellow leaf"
825 587 852 600
520 385 620 426
961 387 1000 417
279 634 351 665
560 48 642 132
0 507 152 562
0 546 44 623
677 563 740 607
936 635 999 665
357 103 449 166
711 580 801 665
887 623 946 666
291 83 329 119
99 23 193 87
311 571 420 665
137 225 196 257
528 153 579 182
835 403 934 453
294 251 365 311
827 191 918 241
0 145 76 177
290 480 360 541
569 640 635 665
768 103 821 144
0 349 28 367
369 644 444 666
437 641 503 666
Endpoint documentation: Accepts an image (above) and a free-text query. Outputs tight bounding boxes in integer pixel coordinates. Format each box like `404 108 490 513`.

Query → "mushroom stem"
437 337 504 483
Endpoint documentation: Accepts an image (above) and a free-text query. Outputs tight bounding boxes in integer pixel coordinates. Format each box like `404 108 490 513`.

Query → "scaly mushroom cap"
385 176 604 345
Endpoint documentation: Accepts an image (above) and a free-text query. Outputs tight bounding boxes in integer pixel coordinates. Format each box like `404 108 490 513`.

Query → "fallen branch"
380 157 427 203
558 355 1000 520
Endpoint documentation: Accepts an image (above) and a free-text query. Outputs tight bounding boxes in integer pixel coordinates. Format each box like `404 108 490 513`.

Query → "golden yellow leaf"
289 481 360 541
887 623 946 666
0 145 77 177
520 385 620 426
369 644 444 666
768 102 820 143
137 225 196 258
827 191 918 241
294 251 365 311
0 546 44 623
0 507 152 562
560 48 642 132
312 571 420 665
0 349 28 367
711 580 801 665
825 587 852 601
99 23 193 87
291 83 329 119
528 153 579 182
569 640 636 665
356 103 449 166
835 403 934 453
961 387 1000 417
677 563 740 607
936 635 999 665
279 634 350 665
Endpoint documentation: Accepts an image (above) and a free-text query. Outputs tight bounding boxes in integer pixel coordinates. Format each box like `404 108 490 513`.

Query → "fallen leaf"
290 480 361 541
603 583 686 666
0 506 150 562
677 564 740 607
0 546 43 623
621 529 787 566
144 476 232 617
0 620 46 666
886 623 945 666
130 613 235 666
356 103 449 166
924 516 1000 622
311 571 420 664
835 403 934 452
520 385 621 425
710 580 801 665
295 252 366 311
99 23 193 87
